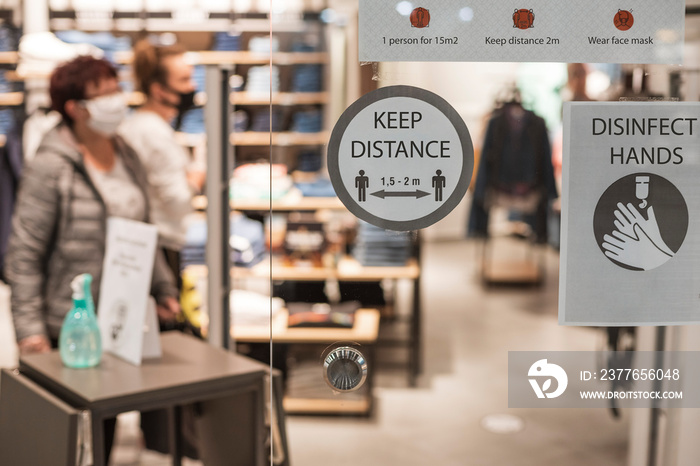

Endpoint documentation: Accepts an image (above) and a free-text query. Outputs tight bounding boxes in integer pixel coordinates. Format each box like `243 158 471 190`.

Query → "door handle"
323 346 368 392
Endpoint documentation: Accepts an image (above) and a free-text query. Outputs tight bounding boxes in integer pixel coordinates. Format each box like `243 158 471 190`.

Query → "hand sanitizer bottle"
59 274 102 368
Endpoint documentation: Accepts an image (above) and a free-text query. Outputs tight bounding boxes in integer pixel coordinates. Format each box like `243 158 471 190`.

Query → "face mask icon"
619 10 629 24
614 9 634 31
528 359 568 399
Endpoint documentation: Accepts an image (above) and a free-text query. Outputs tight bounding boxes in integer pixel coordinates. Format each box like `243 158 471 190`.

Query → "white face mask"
83 93 128 136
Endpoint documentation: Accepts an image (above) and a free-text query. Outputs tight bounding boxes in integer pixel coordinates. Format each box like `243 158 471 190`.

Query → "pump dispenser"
59 274 102 368
636 175 650 209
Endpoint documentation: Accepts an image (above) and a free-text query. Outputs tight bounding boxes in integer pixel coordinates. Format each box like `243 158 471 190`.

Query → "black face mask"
174 90 196 115
162 86 196 130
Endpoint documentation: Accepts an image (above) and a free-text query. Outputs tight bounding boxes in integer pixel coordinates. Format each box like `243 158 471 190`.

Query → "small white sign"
328 85 474 231
97 218 161 365
561 102 700 326
359 0 684 64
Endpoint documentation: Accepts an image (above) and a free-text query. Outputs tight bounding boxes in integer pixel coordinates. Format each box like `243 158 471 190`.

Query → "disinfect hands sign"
328 86 474 231
560 103 699 326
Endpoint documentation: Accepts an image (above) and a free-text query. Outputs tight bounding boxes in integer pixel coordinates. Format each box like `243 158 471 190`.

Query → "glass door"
222 2 681 465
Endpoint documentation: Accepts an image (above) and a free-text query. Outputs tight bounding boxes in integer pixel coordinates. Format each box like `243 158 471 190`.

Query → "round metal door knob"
323 346 368 392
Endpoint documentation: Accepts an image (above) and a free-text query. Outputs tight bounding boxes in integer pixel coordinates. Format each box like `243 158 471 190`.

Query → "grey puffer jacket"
5 124 178 341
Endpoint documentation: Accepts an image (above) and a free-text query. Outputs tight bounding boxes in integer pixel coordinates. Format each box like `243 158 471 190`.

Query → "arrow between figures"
371 189 430 199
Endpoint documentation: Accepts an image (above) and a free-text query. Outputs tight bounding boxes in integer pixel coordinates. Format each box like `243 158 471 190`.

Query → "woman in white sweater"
119 38 205 281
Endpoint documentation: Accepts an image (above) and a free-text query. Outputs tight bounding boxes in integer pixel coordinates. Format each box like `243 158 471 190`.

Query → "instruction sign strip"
359 0 684 64
560 102 700 326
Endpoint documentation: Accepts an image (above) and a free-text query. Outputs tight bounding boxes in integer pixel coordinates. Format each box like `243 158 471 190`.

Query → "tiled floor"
285 239 628 466
0 238 628 465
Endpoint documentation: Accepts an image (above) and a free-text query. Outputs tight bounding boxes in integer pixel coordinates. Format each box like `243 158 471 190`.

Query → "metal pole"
204 65 232 349
647 326 666 466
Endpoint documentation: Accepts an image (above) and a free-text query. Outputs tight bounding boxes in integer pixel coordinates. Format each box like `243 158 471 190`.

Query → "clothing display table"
233 308 380 415
232 307 380 344
0 332 268 466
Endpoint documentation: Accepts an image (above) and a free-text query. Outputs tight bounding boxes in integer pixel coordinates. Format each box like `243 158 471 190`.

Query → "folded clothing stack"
296 150 322 172
245 65 280 94
55 30 131 63
250 107 284 132
177 107 205 134
0 24 19 53
0 66 12 94
0 24 19 136
229 74 245 92
212 31 242 51
231 109 249 132
291 64 323 92
230 290 284 327
294 177 335 197
0 70 15 135
352 221 412 267
0 108 14 136
248 35 280 54
181 214 265 269
290 108 323 133
180 221 207 268
287 301 359 328
55 30 133 93
18 32 105 78
230 163 292 201
290 39 318 53
0 23 18 110
228 213 266 267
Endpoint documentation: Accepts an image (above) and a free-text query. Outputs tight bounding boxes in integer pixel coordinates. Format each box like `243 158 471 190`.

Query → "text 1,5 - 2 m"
381 177 421 186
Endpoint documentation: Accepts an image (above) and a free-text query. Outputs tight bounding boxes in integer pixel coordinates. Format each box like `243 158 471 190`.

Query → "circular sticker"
513 9 535 30
410 7 430 28
593 173 688 271
327 86 474 231
614 9 634 31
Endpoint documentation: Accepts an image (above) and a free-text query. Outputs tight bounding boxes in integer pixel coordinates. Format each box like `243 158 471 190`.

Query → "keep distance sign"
328 85 474 231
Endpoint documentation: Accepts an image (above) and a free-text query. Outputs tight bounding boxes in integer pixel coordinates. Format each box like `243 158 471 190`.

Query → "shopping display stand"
224 199 424 389
0 333 270 466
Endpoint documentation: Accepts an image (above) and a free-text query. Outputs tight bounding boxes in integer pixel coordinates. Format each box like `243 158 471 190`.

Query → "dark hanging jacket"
468 105 557 242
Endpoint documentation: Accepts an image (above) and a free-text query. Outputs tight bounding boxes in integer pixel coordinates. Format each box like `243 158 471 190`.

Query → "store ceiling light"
320 8 337 24
459 7 474 22
480 414 525 435
396 1 414 17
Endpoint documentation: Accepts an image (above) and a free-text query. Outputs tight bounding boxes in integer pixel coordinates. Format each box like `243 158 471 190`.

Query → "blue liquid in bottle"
59 274 102 368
